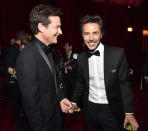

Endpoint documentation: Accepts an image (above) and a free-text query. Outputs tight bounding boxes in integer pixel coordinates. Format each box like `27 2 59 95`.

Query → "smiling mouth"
55 33 60 38
89 42 95 45
55 35 58 39
88 42 96 47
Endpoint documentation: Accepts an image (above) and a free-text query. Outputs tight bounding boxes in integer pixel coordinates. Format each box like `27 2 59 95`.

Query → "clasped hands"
64 61 72 71
60 98 80 114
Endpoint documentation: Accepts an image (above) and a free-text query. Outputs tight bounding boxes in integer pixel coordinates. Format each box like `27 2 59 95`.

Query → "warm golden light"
143 30 148 36
127 27 133 32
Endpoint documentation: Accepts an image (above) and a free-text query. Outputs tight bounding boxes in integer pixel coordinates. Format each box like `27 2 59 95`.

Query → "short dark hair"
21 39 28 47
15 30 27 41
65 41 72 47
80 15 104 36
30 4 63 35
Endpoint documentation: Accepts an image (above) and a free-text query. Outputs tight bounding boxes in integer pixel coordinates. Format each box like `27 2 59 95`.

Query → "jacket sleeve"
16 52 43 131
118 49 134 113
71 55 86 103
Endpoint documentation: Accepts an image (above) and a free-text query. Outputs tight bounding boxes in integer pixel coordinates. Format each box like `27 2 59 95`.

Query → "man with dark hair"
10 38 16 45
63 42 78 100
15 30 27 41
71 15 139 131
16 4 72 131
4 30 27 86
4 30 27 131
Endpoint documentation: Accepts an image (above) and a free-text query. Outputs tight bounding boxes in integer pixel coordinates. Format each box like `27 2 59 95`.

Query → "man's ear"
38 23 45 33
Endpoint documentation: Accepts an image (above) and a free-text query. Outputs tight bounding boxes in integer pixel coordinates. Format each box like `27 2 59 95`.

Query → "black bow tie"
87 50 100 58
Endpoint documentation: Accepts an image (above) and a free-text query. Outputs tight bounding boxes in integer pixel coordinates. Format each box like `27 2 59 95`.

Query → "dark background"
0 1 148 130
0 0 148 75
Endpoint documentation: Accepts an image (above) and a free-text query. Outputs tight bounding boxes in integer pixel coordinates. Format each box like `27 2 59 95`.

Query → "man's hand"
67 66 72 71
64 60 71 66
8 67 14 74
69 103 81 114
60 98 72 113
124 114 139 131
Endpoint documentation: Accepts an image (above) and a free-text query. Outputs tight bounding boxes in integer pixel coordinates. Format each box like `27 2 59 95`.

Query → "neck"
35 34 49 46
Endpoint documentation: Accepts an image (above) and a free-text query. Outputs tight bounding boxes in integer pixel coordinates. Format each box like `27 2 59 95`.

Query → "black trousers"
84 101 122 131
8 83 31 131
49 105 61 131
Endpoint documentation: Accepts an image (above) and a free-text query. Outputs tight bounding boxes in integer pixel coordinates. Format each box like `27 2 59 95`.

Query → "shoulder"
105 44 124 51
7 44 18 51
105 45 125 54
78 51 86 57
77 51 87 61
17 43 36 60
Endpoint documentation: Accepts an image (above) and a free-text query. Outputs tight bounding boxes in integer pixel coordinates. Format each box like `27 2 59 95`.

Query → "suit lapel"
34 42 54 75
104 45 110 88
83 52 89 88
33 41 58 94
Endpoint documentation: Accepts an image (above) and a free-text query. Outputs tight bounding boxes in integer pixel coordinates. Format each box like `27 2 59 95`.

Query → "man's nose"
89 34 93 40
59 28 62 35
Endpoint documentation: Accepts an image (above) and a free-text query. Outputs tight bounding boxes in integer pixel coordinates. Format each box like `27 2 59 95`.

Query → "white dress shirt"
66 51 72 60
88 42 108 104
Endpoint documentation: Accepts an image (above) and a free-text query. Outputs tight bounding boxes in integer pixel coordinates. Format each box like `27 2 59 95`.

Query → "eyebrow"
57 25 61 27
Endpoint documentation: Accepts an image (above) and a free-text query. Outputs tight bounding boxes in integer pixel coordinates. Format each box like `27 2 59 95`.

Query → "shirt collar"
67 50 72 56
32 36 51 55
95 42 104 53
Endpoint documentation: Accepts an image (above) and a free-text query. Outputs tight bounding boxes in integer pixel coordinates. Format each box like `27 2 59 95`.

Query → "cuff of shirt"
71 102 76 105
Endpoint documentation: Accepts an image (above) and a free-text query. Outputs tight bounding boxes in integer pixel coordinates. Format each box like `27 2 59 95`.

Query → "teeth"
89 43 94 45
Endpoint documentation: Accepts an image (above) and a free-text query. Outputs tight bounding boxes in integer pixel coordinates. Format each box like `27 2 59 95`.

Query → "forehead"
83 23 100 32
48 16 61 25
64 43 70 47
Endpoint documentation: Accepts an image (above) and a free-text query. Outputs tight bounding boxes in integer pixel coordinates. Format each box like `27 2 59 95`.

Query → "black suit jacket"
63 52 77 99
72 44 134 123
63 52 77 75
4 44 20 86
16 38 65 131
